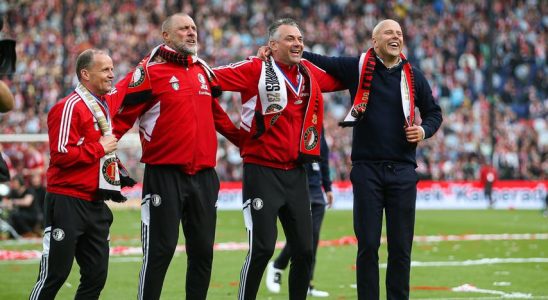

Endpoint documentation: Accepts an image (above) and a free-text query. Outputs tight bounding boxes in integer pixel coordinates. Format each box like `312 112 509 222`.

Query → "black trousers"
138 165 219 300
351 162 417 300
29 193 113 300
274 201 326 282
239 163 313 300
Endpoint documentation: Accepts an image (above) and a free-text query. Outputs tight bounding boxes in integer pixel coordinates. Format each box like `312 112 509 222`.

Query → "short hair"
268 18 300 41
75 49 107 81
161 13 191 34
372 19 400 39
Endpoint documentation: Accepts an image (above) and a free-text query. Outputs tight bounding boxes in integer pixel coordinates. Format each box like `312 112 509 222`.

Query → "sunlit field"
1 209 547 299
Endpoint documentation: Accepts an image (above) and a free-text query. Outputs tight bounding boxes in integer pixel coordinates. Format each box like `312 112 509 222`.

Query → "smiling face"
269 24 304 66
80 52 114 95
162 14 198 55
372 19 404 65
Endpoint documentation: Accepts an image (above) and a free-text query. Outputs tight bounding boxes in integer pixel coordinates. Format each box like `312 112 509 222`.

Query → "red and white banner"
122 180 547 210
214 181 547 210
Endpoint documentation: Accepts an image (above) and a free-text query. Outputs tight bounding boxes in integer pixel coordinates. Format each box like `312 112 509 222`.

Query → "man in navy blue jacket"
302 19 442 299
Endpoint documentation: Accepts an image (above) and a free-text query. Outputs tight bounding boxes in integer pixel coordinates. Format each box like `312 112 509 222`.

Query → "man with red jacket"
30 49 126 299
480 159 498 208
214 18 343 300
113 13 238 300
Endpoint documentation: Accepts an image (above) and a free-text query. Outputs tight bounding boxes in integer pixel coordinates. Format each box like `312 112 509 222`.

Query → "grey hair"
162 13 191 34
76 49 107 81
268 18 300 41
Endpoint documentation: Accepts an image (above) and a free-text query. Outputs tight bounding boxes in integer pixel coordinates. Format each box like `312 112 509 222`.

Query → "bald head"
372 19 404 66
372 19 401 39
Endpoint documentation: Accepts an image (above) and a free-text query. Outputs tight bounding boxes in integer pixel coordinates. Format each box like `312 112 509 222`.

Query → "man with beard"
113 13 238 300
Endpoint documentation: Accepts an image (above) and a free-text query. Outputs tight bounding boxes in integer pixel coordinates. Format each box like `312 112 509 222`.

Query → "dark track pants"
138 165 219 300
239 163 313 300
29 193 113 300
274 201 326 282
351 162 417 300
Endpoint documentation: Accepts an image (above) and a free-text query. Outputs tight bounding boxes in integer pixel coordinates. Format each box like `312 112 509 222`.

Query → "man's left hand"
326 191 334 208
405 125 425 143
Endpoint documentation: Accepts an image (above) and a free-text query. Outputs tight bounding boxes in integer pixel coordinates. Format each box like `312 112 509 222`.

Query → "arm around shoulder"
302 51 359 88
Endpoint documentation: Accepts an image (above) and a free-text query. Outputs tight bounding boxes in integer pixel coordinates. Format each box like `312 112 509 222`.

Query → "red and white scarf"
76 83 129 202
340 48 415 127
256 56 323 161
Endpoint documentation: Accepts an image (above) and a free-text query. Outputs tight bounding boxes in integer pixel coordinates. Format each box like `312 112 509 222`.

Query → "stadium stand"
0 0 545 182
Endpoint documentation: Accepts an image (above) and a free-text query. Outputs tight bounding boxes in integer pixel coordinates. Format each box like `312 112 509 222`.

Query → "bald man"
112 13 238 300
302 19 442 299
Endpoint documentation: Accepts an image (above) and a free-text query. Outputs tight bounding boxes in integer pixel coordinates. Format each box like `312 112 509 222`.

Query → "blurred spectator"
0 0 545 182
2 175 40 238
28 173 45 229
480 158 498 208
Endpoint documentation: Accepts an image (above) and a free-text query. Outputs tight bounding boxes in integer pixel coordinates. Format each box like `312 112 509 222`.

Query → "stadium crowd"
0 0 545 184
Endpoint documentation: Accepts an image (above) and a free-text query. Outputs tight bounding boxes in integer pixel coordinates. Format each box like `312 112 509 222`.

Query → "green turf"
1 209 547 299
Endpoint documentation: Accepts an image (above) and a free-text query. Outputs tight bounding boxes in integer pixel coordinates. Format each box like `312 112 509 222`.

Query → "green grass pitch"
1 209 547 299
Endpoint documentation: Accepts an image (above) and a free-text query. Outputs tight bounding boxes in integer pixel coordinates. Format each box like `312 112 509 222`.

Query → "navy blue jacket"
303 52 442 166
307 131 332 204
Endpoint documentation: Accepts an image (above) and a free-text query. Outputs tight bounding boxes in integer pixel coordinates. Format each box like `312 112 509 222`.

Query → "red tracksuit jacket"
113 55 238 174
46 86 127 201
214 57 343 169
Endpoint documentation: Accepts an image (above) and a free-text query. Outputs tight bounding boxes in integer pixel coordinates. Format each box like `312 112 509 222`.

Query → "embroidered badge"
304 126 319 151
252 198 264 210
129 66 145 87
102 157 119 185
198 73 208 90
169 76 180 91
52 228 65 241
151 194 162 207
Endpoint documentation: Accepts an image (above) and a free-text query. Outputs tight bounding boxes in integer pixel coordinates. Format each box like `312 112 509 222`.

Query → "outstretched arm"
302 52 359 89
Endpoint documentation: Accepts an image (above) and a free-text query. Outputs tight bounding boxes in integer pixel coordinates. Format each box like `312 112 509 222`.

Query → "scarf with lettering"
256 56 323 162
340 48 415 127
76 83 135 202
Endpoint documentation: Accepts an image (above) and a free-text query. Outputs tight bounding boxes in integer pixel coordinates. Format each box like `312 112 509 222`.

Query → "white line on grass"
2 233 547 262
2 233 547 247
4 256 547 266
379 258 548 268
